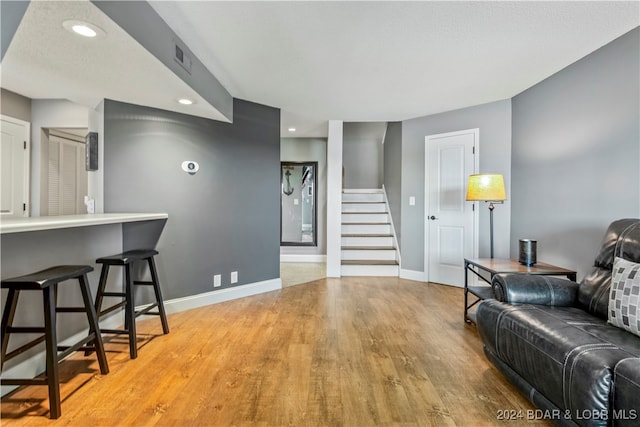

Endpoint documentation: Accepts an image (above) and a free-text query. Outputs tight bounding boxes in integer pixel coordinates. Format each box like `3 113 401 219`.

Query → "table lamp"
466 174 506 258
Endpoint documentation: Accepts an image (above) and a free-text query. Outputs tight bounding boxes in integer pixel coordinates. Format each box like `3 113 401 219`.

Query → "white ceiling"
149 1 639 137
2 1 638 138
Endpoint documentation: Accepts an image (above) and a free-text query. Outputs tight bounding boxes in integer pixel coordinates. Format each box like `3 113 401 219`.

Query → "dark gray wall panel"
511 27 640 280
104 99 280 299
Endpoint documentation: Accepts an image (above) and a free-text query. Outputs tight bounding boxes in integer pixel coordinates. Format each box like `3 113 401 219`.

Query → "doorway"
424 129 478 287
42 128 88 216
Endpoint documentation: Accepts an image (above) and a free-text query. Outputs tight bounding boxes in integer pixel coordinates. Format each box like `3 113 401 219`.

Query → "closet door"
48 134 87 215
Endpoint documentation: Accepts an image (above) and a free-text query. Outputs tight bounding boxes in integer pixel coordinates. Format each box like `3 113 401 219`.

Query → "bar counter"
1 213 168 234
1 213 169 391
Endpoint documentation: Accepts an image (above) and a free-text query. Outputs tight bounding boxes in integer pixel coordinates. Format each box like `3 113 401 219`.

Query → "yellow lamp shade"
466 174 506 201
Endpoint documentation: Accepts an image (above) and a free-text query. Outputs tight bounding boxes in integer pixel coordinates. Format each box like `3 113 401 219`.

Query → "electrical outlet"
230 271 238 284
213 274 221 287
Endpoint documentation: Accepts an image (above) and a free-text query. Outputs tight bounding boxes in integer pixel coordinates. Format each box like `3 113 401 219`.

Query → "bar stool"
1 265 109 419
93 249 169 359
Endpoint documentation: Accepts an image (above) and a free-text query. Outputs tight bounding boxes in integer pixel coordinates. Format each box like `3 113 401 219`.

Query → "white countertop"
0 213 168 234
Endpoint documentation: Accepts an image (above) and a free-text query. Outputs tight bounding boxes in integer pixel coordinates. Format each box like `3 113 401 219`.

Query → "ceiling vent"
173 38 192 74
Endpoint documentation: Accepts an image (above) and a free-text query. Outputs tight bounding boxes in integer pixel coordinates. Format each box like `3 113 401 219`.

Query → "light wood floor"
280 262 326 288
1 277 550 426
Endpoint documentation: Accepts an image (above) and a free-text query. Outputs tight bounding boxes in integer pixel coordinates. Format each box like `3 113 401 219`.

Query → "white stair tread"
342 201 385 204
341 246 396 250
342 222 391 225
341 260 399 266
342 234 394 237
342 213 388 216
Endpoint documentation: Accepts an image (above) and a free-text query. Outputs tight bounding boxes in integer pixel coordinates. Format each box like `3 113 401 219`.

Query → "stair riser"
341 250 397 261
342 224 391 235
341 236 394 247
342 203 387 213
341 213 389 223
342 193 384 203
341 264 399 277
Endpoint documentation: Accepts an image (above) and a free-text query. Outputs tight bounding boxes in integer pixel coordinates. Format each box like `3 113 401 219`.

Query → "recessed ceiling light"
73 25 96 37
178 98 194 105
288 127 296 132
62 20 105 38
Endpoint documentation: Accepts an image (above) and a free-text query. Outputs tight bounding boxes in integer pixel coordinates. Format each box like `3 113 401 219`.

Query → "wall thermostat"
181 161 199 174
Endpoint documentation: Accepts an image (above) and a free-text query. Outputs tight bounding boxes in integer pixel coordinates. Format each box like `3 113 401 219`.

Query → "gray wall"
281 138 327 256
104 98 281 299
0 0 28 60
511 27 640 280
343 122 386 189
400 100 512 273
383 121 402 248
0 88 31 122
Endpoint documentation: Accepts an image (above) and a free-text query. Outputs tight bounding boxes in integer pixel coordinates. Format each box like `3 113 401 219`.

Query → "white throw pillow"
608 257 640 337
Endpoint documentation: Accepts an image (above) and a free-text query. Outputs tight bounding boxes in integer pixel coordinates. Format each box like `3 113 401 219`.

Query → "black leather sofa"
476 219 640 427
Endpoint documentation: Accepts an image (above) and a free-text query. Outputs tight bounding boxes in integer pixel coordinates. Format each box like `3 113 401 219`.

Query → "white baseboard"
400 269 427 282
1 277 282 398
280 254 327 263
163 278 282 314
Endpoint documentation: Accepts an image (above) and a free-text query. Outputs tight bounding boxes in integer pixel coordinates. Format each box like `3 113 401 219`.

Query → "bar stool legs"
94 250 169 359
1 265 109 419
43 285 60 418
147 256 170 335
77 273 109 372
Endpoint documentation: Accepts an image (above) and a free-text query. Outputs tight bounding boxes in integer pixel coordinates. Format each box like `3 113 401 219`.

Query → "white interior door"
0 115 30 217
47 134 87 215
425 129 477 286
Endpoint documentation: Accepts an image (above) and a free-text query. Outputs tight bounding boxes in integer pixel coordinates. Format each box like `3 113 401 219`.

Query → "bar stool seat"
93 249 169 359
1 265 109 419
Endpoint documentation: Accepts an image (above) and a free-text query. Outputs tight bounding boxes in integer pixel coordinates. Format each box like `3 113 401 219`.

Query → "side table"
464 258 577 324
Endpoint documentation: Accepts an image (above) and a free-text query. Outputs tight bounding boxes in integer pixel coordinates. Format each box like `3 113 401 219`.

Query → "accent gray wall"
400 100 512 273
383 122 402 248
0 0 28 61
511 27 640 280
104 98 281 299
343 122 386 189
281 138 327 256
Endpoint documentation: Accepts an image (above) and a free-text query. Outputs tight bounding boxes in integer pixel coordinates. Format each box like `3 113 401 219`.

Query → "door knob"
429 215 438 220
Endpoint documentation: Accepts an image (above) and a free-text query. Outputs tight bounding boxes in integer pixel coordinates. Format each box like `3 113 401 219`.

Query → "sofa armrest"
613 358 640 426
492 273 578 306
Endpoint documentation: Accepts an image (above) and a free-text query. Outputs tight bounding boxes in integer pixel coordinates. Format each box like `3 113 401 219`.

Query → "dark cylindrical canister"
519 239 537 266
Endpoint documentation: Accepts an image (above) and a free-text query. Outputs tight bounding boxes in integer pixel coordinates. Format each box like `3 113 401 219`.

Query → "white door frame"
1 114 31 217
424 128 479 282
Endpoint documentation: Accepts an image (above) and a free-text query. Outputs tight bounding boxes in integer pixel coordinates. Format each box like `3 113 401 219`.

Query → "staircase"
341 189 399 276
